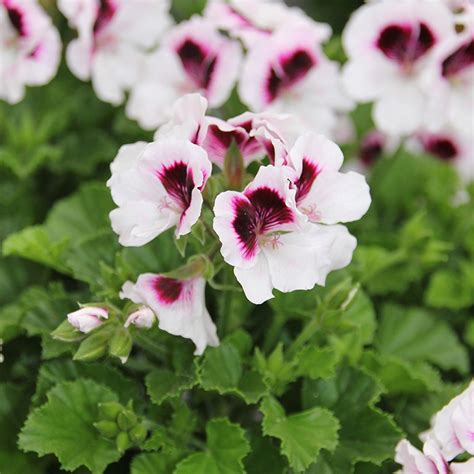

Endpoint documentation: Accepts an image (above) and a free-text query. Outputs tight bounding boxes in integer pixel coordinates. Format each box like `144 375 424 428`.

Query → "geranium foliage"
0 1 473 474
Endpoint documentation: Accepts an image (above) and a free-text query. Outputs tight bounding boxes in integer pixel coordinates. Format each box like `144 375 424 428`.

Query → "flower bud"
124 307 155 329
98 401 123 421
67 306 108 334
116 431 130 452
108 326 133 364
73 325 113 362
51 320 84 342
94 420 119 439
117 409 138 431
129 423 148 444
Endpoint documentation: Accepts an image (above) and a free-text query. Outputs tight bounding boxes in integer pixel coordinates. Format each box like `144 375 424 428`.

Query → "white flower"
154 94 305 168
408 128 474 182
58 0 172 105
213 164 359 304
239 24 353 138
395 439 449 474
342 0 456 135
429 381 474 460
120 274 219 355
288 133 371 225
204 0 331 49
124 306 155 329
107 137 212 246
421 31 474 137
126 16 242 130
0 0 61 103
67 306 108 333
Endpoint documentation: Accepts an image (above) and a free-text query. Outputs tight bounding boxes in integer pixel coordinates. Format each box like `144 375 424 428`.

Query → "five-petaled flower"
126 16 242 130
213 163 365 304
342 0 455 135
0 0 61 104
58 0 172 105
239 24 352 138
108 137 212 246
120 274 219 355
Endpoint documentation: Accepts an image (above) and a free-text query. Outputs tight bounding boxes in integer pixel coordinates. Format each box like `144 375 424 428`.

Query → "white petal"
290 132 344 174
298 170 371 224
234 255 274 305
109 201 177 247
373 82 426 136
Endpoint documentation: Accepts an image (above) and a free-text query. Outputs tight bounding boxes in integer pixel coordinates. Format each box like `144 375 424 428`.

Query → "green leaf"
360 351 442 395
198 342 267 404
174 418 250 474
302 367 402 473
376 304 469 374
32 359 141 406
2 226 69 273
260 396 339 472
146 367 196 405
131 452 176 474
296 347 339 380
19 379 121 474
425 267 474 310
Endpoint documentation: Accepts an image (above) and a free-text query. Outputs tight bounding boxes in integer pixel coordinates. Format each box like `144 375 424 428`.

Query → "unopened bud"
116 431 130 452
108 327 133 364
67 306 108 334
73 326 112 362
94 420 119 439
124 307 155 329
129 423 148 444
224 139 244 190
98 401 123 421
51 320 84 342
117 409 137 431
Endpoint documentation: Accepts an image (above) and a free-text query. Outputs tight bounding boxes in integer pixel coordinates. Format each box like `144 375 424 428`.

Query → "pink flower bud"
67 306 108 334
124 307 155 329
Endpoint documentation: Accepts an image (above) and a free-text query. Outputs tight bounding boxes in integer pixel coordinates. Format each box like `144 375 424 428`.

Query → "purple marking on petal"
232 187 294 259
376 22 435 66
93 0 117 35
5 2 26 37
177 39 217 89
232 196 258 259
359 131 385 166
158 161 194 210
281 50 315 83
295 158 320 203
442 39 474 78
423 135 458 161
247 186 295 232
153 277 183 304
265 49 316 103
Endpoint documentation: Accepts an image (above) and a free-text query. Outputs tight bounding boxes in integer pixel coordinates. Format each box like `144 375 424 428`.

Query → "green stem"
262 311 287 354
218 268 235 336
286 312 323 359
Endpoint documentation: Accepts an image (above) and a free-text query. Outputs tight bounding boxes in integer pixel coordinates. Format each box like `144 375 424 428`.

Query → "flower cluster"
0 0 61 103
395 381 474 473
104 93 370 354
343 0 473 180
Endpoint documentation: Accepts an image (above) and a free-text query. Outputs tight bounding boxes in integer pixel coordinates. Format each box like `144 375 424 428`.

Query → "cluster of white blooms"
105 94 371 353
395 381 474 473
0 0 61 103
345 0 473 181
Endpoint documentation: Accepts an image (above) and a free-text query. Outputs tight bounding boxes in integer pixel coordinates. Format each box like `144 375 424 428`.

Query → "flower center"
176 39 217 89
232 187 294 259
158 161 194 211
376 22 435 69
266 49 316 103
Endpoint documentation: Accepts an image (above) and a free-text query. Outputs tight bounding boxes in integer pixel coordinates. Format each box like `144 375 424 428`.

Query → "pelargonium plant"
0 0 473 473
